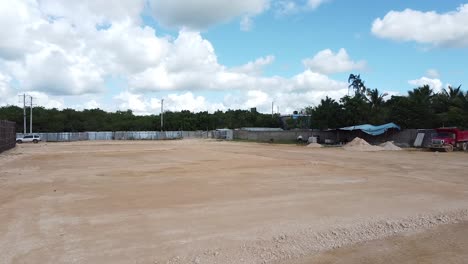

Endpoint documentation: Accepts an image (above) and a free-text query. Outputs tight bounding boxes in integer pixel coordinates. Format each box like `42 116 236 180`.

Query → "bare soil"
1 140 467 264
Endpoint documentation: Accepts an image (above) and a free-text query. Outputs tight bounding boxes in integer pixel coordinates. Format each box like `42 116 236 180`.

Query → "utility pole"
160 99 164 131
23 94 26 135
271 101 274 118
29 96 33 134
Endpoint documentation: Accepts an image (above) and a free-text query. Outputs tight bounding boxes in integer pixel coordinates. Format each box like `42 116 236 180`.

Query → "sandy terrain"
0 140 467 264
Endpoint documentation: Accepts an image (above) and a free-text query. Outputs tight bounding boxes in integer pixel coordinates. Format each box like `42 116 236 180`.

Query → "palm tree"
348 74 367 96
442 85 464 107
366 88 388 108
408 85 433 103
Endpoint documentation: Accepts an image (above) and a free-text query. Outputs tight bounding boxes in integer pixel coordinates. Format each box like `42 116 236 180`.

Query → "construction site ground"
1 140 467 264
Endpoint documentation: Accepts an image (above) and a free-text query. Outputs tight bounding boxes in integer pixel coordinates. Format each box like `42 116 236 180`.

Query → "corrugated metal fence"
113 131 183 140
16 131 213 142
0 120 16 153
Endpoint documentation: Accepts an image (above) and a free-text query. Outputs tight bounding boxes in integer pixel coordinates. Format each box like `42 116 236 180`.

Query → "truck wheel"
33 139 38 143
463 142 468 151
445 145 454 152
16 140 22 144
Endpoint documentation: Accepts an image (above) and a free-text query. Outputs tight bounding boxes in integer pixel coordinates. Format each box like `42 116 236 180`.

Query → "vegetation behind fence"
0 120 16 153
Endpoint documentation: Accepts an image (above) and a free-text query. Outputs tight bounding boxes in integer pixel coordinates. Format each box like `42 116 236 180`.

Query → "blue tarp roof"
339 123 400 136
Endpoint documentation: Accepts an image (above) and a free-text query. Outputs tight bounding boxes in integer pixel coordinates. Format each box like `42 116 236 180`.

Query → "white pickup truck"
16 134 41 144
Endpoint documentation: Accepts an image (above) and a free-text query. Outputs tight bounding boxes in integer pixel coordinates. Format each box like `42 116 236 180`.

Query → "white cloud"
426 69 440 79
408 76 444 93
0 0 352 115
240 16 253 31
274 1 299 16
84 100 100 109
307 0 328 9
166 92 225 113
303 48 366 74
0 73 16 105
91 21 170 74
275 0 329 16
149 0 269 30
16 47 105 95
27 92 64 109
372 4 468 47
231 55 275 75
37 0 146 28
114 92 151 114
114 91 226 115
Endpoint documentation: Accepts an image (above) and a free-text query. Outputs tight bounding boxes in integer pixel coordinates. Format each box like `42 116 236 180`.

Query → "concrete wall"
233 129 435 147
234 130 332 142
0 120 16 153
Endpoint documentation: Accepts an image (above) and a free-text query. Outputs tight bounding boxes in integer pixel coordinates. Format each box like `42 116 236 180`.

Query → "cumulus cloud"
408 76 444 93
17 47 105 95
149 0 269 30
303 48 366 74
0 0 351 114
372 4 468 47
37 0 146 28
0 73 15 105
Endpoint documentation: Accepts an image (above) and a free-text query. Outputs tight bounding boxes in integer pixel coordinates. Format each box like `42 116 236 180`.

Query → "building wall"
0 120 16 153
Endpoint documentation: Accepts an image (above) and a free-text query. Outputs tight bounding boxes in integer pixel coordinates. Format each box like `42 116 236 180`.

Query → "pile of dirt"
306 143 322 148
380 141 402 151
343 137 383 152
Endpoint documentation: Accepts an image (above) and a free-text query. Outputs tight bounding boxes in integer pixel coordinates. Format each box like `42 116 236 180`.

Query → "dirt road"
0 140 467 263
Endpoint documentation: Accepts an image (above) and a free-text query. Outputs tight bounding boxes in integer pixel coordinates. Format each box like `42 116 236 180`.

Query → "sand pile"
380 141 402 151
306 143 322 148
343 137 383 152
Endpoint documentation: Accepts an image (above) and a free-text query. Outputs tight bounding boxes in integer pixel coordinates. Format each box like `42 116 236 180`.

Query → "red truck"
430 127 468 152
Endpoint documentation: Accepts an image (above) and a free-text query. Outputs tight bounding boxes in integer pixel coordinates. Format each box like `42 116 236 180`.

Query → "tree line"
307 74 468 130
0 107 281 132
1 74 467 132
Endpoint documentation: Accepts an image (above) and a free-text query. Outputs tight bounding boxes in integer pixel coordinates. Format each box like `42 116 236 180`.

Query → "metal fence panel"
88 132 113 140
113 131 183 140
15 130 217 142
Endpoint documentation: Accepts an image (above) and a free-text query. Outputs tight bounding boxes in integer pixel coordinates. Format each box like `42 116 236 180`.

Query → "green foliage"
310 78 468 129
2 76 466 131
308 97 343 129
0 106 282 132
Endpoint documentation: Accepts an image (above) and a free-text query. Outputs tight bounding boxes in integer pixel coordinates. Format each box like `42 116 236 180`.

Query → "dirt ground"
0 140 467 264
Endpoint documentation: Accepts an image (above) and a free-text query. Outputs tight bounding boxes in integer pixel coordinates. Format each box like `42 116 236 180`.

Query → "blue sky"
0 0 467 114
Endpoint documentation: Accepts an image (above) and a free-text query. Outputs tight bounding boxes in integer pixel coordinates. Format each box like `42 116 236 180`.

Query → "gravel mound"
165 209 468 264
343 137 383 152
306 143 322 148
380 141 402 151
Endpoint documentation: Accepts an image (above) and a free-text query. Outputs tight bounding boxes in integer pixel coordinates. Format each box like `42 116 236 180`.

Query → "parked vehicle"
430 128 468 152
16 134 41 144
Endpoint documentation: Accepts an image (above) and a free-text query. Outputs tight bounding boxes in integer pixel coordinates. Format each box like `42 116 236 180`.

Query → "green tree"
348 74 367 96
309 97 344 129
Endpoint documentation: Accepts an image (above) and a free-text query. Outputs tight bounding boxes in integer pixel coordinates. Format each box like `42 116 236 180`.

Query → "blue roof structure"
339 123 400 136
